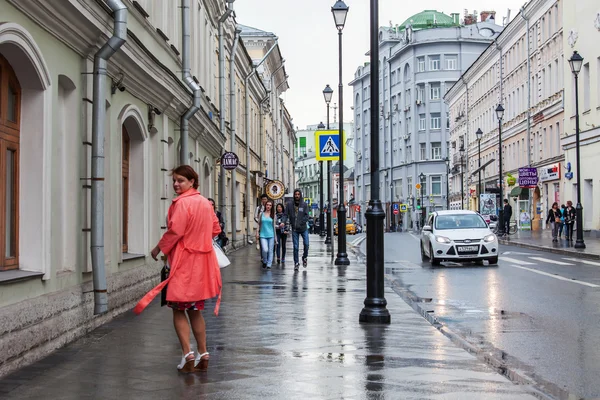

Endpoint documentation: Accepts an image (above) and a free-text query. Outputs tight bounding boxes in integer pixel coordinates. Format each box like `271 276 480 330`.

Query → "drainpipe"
180 0 201 165
218 4 233 235
244 39 277 242
521 7 531 168
269 62 285 178
259 95 269 179
91 0 127 315
280 102 284 187
229 27 241 246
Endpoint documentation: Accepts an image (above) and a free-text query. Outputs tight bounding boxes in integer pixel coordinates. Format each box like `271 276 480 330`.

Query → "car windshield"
435 214 487 230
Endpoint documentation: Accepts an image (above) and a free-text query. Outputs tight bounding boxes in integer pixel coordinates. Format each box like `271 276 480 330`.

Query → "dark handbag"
160 263 170 307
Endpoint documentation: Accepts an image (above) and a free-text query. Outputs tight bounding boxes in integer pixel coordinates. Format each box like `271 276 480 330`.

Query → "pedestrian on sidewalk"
134 165 222 373
286 189 310 271
558 204 566 238
254 194 268 258
564 200 576 241
256 200 277 269
275 203 289 264
546 202 562 242
208 198 227 249
503 199 512 235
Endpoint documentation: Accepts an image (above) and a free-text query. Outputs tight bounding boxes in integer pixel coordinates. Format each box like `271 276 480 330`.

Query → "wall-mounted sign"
518 167 538 188
538 163 561 182
220 152 239 170
265 180 285 200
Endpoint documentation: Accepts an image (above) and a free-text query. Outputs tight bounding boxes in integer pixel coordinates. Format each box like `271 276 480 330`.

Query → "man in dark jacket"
503 199 512 235
286 189 310 271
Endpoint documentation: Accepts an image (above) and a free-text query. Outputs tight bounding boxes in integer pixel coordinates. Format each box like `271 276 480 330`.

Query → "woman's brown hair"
171 165 199 189
264 200 275 219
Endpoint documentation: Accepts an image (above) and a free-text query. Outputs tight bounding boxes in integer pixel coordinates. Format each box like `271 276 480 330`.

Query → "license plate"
458 245 478 252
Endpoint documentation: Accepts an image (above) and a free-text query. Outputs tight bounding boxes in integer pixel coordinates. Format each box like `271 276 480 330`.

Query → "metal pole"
335 28 349 266
325 105 333 248
360 0 390 324
461 162 464 210
229 28 240 246
445 159 450 210
478 139 482 214
319 161 325 236
574 73 586 249
498 115 505 235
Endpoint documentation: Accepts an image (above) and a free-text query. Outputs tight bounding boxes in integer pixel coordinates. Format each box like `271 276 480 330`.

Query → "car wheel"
420 243 428 261
429 245 441 266
488 256 498 265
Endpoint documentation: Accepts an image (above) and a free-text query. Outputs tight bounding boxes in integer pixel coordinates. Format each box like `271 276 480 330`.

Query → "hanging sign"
221 152 239 170
265 180 285 200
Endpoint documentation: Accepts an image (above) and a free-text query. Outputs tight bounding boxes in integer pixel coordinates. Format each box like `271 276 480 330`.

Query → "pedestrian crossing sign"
315 130 346 161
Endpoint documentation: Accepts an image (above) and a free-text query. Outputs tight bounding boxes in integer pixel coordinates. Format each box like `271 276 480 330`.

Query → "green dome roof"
399 10 456 31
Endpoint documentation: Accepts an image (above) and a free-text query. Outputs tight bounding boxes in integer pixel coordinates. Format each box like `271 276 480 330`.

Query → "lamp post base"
359 297 391 323
574 203 586 249
335 205 350 265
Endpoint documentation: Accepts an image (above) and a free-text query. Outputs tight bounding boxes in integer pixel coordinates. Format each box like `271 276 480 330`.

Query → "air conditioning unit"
416 100 422 105
404 106 411 112
403 135 410 140
393 104 399 111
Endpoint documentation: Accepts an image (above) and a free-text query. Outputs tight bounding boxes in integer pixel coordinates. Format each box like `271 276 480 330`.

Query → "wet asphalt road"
358 231 600 399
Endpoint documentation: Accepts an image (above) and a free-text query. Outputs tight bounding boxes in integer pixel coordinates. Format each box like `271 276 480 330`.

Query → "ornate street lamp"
568 51 586 249
360 0 390 324
476 128 483 214
323 85 334 247
495 104 505 235
331 0 350 266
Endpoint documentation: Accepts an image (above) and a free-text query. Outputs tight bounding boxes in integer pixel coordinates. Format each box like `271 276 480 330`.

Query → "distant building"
350 10 503 228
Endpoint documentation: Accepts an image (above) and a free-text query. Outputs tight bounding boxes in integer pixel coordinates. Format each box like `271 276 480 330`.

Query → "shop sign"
518 167 538 188
538 163 561 182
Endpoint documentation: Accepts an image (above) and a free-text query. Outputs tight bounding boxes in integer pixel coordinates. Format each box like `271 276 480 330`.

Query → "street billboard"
480 193 497 216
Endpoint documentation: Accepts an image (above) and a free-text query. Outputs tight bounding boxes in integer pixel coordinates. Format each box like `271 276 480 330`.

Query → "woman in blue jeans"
256 200 277 269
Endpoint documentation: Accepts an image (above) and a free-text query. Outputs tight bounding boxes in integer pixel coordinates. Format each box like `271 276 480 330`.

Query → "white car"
420 210 499 266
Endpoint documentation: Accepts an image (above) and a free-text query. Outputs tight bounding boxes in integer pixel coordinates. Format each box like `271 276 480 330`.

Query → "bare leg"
173 310 192 355
187 310 207 354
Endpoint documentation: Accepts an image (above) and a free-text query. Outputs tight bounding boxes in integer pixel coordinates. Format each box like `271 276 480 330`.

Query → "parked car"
334 218 356 235
420 210 498 266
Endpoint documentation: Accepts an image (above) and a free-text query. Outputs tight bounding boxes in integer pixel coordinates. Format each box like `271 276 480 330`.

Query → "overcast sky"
235 0 528 129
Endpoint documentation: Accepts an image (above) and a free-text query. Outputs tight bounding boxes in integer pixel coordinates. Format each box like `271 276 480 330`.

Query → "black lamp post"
476 128 483 214
444 157 450 210
459 146 465 210
496 104 505 235
419 172 425 227
323 85 334 248
360 0 390 324
317 121 326 236
568 51 586 249
332 0 350 266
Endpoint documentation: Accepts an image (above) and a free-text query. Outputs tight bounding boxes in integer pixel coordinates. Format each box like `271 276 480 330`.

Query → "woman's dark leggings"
276 231 287 260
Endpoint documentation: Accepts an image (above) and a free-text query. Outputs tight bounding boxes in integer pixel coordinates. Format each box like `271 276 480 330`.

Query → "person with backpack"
286 189 310 271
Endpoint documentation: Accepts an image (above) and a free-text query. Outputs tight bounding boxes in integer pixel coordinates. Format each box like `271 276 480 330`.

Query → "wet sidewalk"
499 229 600 260
0 237 539 399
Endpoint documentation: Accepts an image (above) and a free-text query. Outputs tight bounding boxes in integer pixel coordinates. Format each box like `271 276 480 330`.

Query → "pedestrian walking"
134 165 222 373
254 193 268 258
208 198 227 249
256 200 277 269
564 200 576 241
503 199 512 235
558 204 566 238
286 189 309 271
275 203 289 264
546 202 562 242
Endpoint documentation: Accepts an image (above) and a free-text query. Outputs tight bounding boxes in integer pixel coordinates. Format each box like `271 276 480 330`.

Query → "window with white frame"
431 176 442 195
417 57 425 72
417 85 425 102
430 113 441 130
407 177 413 197
430 84 441 100
429 55 440 71
419 114 426 131
445 56 457 70
431 142 442 160
420 143 426 160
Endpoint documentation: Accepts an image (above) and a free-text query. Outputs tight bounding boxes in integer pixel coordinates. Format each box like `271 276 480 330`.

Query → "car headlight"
483 234 496 243
435 235 452 244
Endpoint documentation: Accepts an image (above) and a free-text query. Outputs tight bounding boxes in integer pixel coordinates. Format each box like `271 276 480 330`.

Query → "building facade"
561 0 600 234
351 10 502 229
0 0 294 377
446 0 564 231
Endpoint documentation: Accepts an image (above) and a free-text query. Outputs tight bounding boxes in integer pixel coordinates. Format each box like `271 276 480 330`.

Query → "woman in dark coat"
563 200 576 241
546 202 562 242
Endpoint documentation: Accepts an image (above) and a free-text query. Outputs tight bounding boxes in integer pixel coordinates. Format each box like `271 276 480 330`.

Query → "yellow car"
334 219 356 235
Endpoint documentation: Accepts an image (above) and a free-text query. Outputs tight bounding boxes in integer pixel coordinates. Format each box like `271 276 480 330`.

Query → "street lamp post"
332 0 350 266
419 172 425 227
323 85 334 248
360 0 390 324
444 157 450 210
317 121 326 236
476 128 483 214
496 104 505 235
459 146 465 210
568 51 586 249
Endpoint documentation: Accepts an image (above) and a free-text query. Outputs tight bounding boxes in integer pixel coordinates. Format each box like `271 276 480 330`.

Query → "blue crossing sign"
393 204 399 211
315 130 346 161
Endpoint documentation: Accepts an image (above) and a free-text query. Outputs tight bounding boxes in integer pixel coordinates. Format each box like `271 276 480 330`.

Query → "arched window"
0 54 21 270
122 126 130 253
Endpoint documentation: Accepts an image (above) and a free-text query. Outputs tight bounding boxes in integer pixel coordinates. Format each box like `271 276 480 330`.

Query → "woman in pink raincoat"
133 165 222 373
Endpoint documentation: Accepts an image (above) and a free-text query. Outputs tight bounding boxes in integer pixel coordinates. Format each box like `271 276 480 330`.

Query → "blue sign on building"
315 130 345 161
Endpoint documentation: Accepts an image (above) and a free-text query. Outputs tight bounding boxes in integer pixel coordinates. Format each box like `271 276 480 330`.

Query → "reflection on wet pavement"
0 239 538 399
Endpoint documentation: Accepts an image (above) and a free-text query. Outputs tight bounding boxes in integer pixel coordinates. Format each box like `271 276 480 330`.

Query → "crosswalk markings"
508 265 600 288
563 258 600 267
528 257 573 266
499 256 537 265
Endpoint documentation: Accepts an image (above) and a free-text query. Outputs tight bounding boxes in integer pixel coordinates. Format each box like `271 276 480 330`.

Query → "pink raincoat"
134 189 222 315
